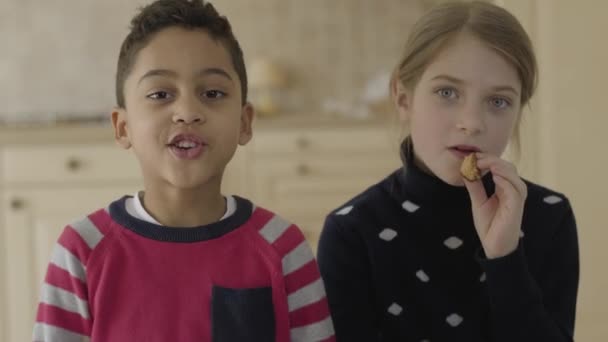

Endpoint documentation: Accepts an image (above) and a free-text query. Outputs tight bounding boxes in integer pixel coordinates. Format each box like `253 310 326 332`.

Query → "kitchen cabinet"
0 118 398 341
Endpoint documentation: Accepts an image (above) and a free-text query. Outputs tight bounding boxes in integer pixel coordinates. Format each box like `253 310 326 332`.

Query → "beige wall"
1 0 606 339
502 0 608 340
0 0 430 118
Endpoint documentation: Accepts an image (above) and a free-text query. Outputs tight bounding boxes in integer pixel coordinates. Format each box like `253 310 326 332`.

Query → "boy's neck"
140 182 226 228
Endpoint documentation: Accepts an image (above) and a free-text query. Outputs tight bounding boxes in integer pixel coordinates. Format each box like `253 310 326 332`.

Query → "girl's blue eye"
437 88 457 99
491 97 510 109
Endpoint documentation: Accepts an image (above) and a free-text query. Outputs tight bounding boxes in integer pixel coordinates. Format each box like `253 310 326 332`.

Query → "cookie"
460 153 481 181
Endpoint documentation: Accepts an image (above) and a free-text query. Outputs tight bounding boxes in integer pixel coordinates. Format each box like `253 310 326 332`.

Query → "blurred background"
0 0 606 341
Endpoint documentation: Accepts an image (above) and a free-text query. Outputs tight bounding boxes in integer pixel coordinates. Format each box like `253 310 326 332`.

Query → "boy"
32 1 334 341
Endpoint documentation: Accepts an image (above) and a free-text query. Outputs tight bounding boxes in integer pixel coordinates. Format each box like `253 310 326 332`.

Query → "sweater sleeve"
257 213 336 342
32 216 104 341
478 202 579 341
317 215 380 342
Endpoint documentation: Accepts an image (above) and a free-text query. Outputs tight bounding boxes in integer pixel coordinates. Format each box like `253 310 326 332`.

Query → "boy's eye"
203 90 226 99
147 91 172 100
436 87 457 99
490 97 510 109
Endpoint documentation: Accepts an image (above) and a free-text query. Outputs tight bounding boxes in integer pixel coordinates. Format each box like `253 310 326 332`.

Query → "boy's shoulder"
247 201 308 245
51 204 116 274
246 201 317 274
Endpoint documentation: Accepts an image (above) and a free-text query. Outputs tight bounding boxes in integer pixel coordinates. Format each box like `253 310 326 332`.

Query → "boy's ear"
111 107 132 149
392 79 412 123
238 102 255 146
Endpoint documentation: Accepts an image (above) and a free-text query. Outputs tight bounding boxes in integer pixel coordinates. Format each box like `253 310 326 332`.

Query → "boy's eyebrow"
198 68 233 81
431 74 520 96
137 68 233 85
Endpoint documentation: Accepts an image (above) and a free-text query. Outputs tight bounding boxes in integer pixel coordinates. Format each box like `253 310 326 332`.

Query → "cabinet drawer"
1 144 140 184
251 153 399 180
252 127 396 156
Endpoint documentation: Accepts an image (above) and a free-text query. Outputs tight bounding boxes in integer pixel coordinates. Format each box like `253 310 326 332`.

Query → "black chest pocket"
211 286 275 342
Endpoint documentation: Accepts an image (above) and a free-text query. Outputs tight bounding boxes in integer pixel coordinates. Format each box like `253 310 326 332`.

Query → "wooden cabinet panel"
2 144 140 185
0 122 398 341
1 186 140 342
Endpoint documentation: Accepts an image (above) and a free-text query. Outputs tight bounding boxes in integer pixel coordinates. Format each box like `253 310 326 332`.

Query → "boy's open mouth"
167 134 206 159
169 140 200 150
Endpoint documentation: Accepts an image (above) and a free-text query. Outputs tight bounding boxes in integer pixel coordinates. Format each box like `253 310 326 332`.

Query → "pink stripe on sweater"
271 225 306 257
36 302 91 336
88 208 113 236
289 297 332 327
58 226 92 265
45 263 88 301
284 260 322 295
251 207 276 230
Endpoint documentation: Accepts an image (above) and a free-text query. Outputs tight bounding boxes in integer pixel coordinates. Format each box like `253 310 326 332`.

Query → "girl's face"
396 32 522 186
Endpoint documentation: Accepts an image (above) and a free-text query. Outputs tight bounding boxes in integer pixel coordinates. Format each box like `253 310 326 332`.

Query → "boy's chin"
167 174 216 190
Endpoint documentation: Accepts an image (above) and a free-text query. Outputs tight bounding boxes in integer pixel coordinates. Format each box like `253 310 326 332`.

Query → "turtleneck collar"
387 136 495 206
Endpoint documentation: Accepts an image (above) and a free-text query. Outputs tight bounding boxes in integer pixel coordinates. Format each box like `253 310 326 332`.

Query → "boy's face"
112 27 253 190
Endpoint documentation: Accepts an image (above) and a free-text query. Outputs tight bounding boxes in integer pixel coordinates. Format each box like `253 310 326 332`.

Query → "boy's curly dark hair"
115 0 247 108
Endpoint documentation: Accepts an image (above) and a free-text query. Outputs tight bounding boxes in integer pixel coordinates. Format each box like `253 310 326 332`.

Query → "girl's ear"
391 78 412 123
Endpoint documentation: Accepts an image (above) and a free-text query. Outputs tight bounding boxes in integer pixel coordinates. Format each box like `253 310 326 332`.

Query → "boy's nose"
172 98 205 124
174 115 202 124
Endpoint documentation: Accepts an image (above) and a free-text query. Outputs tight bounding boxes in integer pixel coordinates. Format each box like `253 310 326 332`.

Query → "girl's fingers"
492 173 518 200
464 177 489 209
475 153 527 198
487 163 527 198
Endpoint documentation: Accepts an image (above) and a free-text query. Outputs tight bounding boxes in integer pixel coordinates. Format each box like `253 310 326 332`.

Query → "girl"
317 2 579 341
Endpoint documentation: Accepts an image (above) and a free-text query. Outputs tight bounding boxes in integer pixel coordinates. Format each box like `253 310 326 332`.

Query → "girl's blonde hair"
391 1 537 156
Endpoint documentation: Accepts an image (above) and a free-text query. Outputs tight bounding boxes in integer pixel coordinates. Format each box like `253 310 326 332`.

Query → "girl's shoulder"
521 178 576 237
324 170 404 230
523 178 572 212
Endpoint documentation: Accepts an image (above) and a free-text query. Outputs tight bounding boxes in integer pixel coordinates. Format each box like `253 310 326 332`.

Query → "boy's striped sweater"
33 195 334 342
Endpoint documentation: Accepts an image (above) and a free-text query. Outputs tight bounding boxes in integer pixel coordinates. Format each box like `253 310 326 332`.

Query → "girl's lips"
449 146 480 159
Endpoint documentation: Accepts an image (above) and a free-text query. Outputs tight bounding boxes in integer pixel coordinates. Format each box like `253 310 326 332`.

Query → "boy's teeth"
176 141 197 148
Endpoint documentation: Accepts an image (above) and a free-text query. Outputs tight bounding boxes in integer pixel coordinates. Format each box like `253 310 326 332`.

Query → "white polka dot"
416 270 430 282
387 303 403 316
443 236 463 249
335 205 353 215
446 313 463 327
379 228 398 241
519 230 525 238
402 200 420 213
480 272 486 282
543 195 563 204
420 340 430 342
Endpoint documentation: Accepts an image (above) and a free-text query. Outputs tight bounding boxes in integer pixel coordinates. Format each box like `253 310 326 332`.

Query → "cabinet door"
0 185 140 342
251 154 400 251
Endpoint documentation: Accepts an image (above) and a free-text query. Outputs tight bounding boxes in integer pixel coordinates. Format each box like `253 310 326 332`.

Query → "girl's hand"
463 153 527 259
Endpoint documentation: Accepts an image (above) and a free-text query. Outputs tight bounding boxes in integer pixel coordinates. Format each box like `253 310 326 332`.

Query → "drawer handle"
296 137 310 149
10 198 24 210
296 164 311 176
66 157 83 172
